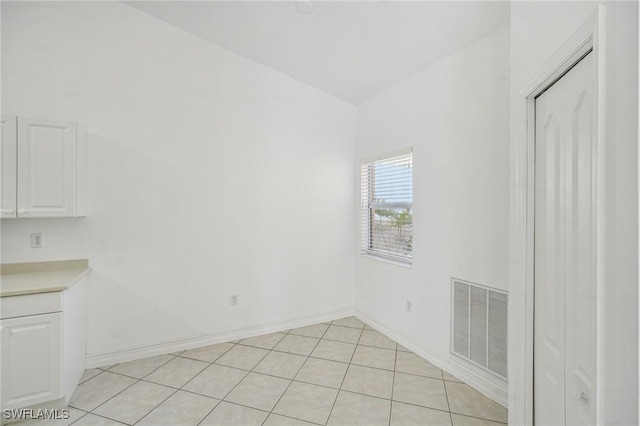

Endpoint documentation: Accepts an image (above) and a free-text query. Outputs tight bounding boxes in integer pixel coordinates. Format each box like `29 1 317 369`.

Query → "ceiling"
126 1 509 105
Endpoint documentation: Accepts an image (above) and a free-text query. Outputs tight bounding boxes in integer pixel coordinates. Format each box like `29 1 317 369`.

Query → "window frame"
360 148 413 265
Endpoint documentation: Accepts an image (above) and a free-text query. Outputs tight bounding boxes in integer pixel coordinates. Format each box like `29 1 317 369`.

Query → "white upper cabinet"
1 116 87 218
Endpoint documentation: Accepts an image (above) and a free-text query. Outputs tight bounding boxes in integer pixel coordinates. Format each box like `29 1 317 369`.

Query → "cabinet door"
1 313 63 410
1 116 17 218
17 117 77 218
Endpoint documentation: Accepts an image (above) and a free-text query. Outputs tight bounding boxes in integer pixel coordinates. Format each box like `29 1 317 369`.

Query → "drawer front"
0 292 63 319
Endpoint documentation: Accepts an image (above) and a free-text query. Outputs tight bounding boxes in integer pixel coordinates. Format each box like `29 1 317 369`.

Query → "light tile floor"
17 317 507 426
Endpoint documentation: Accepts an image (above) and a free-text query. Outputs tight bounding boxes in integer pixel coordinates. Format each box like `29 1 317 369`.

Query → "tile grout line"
227 336 415 371
449 412 509 425
69 374 140 416
71 319 505 425
324 320 367 425
70 389 505 426
66 408 89 425
133 349 217 424
111 352 177 381
69 411 130 425
90 342 239 426
388 341 399 426
80 354 181 425
77 369 103 385
337 388 455 415
110 344 439 385
78 368 106 385
439 374 508 424
131 388 180 426
260 321 334 425
97 324 462 422
180 336 278 388
227 333 289 418
267 413 325 426
92 344 442 417
128 374 471 421
88 322 364 371
180 340 240 388
442 369 454 426
176 339 238 364
194 333 287 426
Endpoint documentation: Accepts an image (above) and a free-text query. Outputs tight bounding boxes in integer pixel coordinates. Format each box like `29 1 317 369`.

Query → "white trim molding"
355 308 508 407
86 306 354 369
508 6 606 425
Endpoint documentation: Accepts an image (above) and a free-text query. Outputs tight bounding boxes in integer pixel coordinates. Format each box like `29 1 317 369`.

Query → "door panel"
534 52 596 425
535 104 566 426
565 63 596 426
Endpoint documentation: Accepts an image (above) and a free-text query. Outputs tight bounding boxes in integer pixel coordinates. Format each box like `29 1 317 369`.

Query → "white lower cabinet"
1 313 63 410
0 278 87 415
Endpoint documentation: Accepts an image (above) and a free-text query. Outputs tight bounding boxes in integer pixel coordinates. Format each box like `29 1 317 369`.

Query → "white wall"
354 28 511 403
1 1 357 361
509 1 638 424
600 3 639 421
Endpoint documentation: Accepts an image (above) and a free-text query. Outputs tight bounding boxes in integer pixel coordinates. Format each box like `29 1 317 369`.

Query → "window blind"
360 150 413 264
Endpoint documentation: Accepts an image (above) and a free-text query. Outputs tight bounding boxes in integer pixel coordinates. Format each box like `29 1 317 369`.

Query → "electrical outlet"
31 233 43 248
406 299 413 313
230 294 239 306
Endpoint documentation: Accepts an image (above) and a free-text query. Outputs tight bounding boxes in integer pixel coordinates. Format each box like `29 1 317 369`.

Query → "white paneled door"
534 51 596 425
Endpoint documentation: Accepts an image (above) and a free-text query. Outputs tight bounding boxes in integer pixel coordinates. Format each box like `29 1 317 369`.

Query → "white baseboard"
86 306 354 369
355 308 508 407
87 305 508 408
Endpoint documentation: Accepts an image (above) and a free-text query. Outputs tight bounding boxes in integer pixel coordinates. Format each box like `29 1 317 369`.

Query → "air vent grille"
451 278 508 380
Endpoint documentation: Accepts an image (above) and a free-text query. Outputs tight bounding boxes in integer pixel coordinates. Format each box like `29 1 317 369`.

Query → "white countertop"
1 259 90 297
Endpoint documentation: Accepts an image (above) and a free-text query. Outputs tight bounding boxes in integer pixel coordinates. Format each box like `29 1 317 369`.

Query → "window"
360 149 413 264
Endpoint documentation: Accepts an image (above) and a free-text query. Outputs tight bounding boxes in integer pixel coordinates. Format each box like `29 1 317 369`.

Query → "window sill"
360 253 413 269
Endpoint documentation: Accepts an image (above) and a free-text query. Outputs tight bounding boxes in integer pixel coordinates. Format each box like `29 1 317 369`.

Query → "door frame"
508 6 607 425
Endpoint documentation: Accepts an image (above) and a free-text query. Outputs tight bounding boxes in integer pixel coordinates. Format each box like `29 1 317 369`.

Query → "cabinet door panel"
1 313 63 410
1 116 17 218
17 117 76 217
